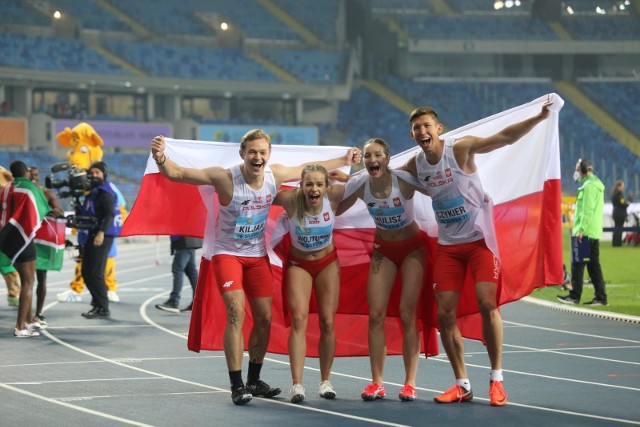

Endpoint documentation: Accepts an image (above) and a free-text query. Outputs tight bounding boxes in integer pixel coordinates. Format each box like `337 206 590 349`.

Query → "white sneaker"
290 383 305 403
26 321 46 331
57 289 82 303
319 380 336 399
108 291 120 302
14 328 40 338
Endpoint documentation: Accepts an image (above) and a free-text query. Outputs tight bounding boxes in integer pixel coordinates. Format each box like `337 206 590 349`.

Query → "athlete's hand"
329 169 350 182
344 147 362 166
151 135 166 162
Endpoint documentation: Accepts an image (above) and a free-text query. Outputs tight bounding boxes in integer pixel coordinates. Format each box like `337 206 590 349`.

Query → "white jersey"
363 173 414 230
211 164 277 257
415 138 490 245
288 194 335 252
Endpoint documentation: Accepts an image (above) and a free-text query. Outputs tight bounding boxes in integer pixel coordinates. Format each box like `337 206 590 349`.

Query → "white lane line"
504 319 640 344
28 282 410 426
521 296 640 324
137 292 640 425
29 265 639 425
0 355 224 370
0 382 153 427
426 355 640 392
502 342 640 366
136 292 410 426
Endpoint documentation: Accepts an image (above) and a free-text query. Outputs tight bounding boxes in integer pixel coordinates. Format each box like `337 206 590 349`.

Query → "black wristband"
155 154 166 165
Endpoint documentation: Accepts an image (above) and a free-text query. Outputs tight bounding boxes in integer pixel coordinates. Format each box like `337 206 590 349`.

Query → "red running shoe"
489 381 508 406
398 384 417 401
361 383 386 401
434 384 473 403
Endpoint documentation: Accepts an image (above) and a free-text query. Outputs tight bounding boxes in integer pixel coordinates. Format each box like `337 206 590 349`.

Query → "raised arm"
271 147 362 186
151 135 229 186
453 100 552 172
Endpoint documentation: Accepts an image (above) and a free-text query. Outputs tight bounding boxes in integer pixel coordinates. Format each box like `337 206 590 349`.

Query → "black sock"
229 370 243 389
247 362 262 385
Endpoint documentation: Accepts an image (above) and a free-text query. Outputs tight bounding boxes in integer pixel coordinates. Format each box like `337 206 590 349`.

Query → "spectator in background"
558 159 607 306
29 166 65 327
156 236 202 313
611 180 629 247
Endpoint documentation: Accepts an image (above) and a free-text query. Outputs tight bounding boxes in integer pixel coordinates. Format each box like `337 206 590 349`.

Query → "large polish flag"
122 93 564 356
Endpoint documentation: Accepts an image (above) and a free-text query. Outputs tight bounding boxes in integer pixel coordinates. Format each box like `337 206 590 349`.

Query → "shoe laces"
490 381 505 399
290 383 305 395
444 384 468 403
400 384 416 398
363 383 383 394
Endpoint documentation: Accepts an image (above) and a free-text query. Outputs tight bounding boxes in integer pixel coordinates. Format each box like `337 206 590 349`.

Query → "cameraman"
78 162 117 319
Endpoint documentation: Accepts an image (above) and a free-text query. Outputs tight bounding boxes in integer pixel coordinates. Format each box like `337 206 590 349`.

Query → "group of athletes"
150 99 552 406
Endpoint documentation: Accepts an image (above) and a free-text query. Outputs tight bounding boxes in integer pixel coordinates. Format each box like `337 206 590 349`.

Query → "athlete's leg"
436 290 467 379
314 260 340 382
221 289 246 371
476 282 502 370
367 252 398 385
286 265 313 384
399 248 425 386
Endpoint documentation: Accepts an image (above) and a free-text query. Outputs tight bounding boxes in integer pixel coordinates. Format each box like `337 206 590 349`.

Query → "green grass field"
529 227 640 317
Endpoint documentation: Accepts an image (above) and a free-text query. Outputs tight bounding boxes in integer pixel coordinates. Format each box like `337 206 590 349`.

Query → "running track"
1 238 638 426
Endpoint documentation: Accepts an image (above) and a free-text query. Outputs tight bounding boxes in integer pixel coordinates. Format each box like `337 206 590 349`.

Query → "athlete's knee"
318 316 335 336
477 298 498 317
437 307 457 328
290 312 308 332
252 311 272 329
399 306 417 330
225 300 246 327
368 310 386 329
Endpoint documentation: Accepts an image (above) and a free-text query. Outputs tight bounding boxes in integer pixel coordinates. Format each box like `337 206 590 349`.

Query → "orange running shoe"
434 384 473 403
489 381 508 406
361 383 386 401
398 384 417 401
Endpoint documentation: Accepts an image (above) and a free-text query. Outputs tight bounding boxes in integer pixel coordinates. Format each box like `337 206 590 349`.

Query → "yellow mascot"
55 123 127 303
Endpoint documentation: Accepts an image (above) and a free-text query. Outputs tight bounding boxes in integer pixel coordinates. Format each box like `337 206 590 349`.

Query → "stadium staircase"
386 19 409 47
428 0 455 16
96 0 153 39
361 79 415 117
554 80 640 157
90 44 147 76
256 0 324 47
548 21 572 40
247 52 299 83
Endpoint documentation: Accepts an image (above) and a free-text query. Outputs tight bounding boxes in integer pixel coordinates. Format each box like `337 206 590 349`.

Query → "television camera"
45 162 97 231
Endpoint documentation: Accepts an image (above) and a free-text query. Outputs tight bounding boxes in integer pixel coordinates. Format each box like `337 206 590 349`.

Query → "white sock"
456 379 471 390
490 370 504 382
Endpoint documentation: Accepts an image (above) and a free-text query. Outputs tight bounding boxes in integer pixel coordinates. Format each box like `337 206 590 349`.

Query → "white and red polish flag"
122 93 564 356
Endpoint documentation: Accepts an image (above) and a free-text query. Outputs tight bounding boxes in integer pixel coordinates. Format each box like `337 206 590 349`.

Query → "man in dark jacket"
156 236 202 313
79 162 117 319
611 180 629 247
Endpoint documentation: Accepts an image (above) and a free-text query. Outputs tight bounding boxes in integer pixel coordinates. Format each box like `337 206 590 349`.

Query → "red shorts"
288 248 338 278
373 231 428 267
432 239 500 293
211 254 274 298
